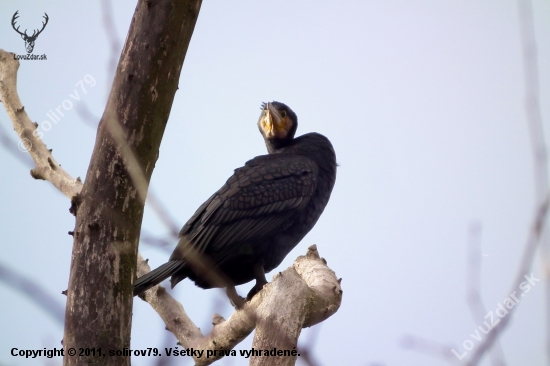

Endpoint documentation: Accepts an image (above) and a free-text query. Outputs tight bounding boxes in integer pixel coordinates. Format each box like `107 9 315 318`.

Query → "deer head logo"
11 11 49 54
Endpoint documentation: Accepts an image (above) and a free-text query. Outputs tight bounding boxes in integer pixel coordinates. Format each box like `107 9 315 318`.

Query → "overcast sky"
1 1 550 365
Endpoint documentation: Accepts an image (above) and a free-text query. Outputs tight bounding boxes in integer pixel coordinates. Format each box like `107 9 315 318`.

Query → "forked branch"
137 245 342 366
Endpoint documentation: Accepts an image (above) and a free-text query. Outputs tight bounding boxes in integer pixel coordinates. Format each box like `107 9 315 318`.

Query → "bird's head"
257 101 298 151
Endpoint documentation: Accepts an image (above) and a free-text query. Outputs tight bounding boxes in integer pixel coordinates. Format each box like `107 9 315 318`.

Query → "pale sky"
1 1 549 365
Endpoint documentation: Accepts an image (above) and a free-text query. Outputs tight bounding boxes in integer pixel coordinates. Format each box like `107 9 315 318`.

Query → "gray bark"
63 1 202 365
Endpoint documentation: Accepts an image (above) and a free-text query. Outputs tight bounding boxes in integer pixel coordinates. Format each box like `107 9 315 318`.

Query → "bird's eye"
281 111 287 117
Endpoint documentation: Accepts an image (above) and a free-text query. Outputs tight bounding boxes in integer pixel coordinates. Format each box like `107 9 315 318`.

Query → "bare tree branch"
465 1 549 364
0 121 34 167
0 261 64 324
465 195 549 365
137 245 342 366
73 0 120 129
2 4 340 366
101 0 123 86
466 222 507 366
516 0 550 362
155 302 179 366
0 50 83 199
63 1 203 365
401 334 459 365
140 229 174 252
296 325 322 366
100 107 180 236
75 103 100 128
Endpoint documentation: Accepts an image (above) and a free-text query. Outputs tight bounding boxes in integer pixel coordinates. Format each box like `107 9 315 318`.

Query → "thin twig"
140 229 174 252
75 103 99 128
297 325 322 366
465 195 549 365
102 109 181 236
0 261 64 324
155 296 179 366
0 120 34 167
466 222 507 366
101 0 122 85
401 334 459 365
516 0 550 362
466 1 549 364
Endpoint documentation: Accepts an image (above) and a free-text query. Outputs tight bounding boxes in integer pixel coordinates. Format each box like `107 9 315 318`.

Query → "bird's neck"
264 139 288 154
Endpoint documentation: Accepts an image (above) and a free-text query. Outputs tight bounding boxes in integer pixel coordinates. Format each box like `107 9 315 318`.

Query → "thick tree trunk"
63 1 202 365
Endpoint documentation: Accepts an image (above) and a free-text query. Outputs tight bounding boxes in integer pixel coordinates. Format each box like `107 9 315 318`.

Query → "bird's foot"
245 282 266 301
226 286 245 309
246 264 268 301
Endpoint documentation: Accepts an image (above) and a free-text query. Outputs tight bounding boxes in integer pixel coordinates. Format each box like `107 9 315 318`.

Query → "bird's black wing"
171 154 318 260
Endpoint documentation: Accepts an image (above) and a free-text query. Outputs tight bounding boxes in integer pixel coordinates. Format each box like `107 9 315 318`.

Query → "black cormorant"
134 102 337 305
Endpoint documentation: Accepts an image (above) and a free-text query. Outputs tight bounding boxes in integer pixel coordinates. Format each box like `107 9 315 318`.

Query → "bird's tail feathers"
134 261 186 296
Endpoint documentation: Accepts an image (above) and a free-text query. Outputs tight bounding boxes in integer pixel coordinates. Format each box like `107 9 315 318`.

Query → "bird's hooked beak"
262 102 285 138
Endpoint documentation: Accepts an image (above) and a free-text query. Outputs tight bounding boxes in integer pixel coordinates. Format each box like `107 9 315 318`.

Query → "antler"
11 11 26 37
31 13 49 39
11 11 49 40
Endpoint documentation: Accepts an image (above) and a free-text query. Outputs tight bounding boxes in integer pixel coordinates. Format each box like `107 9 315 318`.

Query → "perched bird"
134 102 337 306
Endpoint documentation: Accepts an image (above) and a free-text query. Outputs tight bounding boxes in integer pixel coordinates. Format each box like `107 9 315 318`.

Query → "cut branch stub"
294 244 343 328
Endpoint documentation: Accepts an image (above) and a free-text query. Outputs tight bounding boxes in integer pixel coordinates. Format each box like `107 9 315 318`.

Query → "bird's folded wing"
173 154 318 257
